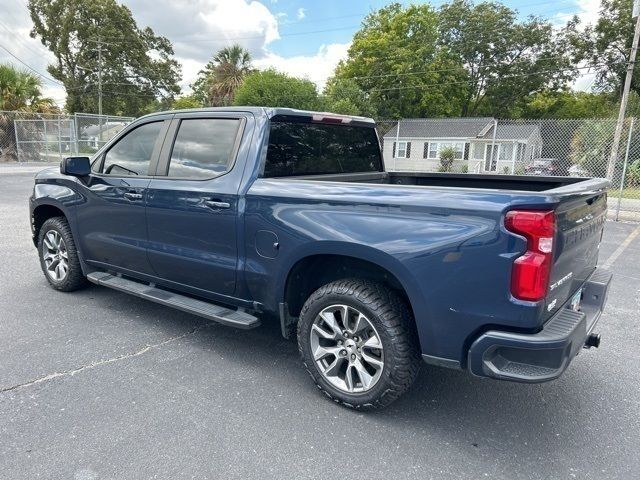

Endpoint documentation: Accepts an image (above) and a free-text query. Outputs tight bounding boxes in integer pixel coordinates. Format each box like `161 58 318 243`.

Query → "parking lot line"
601 224 640 269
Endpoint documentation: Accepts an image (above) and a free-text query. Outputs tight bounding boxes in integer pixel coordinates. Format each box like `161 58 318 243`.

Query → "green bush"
627 159 640 187
439 146 456 172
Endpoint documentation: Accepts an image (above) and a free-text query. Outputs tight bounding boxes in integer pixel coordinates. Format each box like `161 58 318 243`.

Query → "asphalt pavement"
1 166 639 480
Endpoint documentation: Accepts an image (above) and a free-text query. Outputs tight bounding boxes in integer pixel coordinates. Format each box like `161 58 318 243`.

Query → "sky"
0 0 602 108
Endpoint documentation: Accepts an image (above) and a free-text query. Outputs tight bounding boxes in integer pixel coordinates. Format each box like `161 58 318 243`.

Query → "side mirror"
60 156 91 177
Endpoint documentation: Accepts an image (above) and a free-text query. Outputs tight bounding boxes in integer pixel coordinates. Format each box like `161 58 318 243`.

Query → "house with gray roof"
382 118 543 174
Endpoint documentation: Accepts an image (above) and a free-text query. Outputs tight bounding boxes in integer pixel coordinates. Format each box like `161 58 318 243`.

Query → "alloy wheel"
42 230 69 282
309 304 384 394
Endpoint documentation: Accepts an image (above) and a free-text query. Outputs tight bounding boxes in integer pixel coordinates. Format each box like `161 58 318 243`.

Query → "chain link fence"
0 111 133 163
377 117 640 220
2 111 639 219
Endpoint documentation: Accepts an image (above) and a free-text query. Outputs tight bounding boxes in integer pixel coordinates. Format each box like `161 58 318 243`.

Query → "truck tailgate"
545 192 607 318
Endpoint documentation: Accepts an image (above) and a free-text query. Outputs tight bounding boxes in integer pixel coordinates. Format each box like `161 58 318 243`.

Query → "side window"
102 121 163 176
167 118 241 179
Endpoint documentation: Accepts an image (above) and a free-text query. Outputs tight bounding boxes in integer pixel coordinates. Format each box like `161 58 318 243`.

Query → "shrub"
627 159 640 187
439 146 456 172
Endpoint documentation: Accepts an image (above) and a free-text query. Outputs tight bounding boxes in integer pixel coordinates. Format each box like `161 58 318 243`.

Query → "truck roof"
138 106 376 125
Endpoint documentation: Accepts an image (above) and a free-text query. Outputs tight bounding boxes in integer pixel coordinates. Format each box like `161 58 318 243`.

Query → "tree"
520 91 616 118
191 45 254 107
329 1 579 119
233 69 322 110
578 0 638 96
171 94 202 110
0 63 57 162
323 77 375 117
0 63 56 112
28 0 181 116
570 120 619 177
330 3 467 119
438 0 578 117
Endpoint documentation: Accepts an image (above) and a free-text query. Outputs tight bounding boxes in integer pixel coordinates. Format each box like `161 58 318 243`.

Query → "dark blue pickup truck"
30 107 612 409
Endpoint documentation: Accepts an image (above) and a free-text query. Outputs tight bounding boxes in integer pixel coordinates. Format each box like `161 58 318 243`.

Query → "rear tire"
297 279 421 410
38 217 88 292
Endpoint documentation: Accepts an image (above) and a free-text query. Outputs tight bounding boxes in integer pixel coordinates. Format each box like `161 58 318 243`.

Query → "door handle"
124 192 143 201
204 199 231 209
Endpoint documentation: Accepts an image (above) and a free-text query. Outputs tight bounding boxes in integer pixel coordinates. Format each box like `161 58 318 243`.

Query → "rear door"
145 113 246 296
77 119 170 275
545 192 607 317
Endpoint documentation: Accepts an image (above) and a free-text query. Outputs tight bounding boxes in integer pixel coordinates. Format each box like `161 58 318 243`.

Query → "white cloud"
297 8 306 20
1 0 349 105
551 0 600 27
254 43 351 91
0 2 64 103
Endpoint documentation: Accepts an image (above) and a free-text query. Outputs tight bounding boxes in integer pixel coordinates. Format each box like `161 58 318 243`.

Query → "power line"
368 64 613 94
0 20 53 62
0 42 62 86
346 54 579 81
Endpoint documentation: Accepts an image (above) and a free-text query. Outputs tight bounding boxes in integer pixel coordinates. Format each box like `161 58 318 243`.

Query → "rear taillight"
505 210 555 301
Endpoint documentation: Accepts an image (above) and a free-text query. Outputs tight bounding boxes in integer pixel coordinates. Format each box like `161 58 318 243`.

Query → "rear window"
264 119 383 177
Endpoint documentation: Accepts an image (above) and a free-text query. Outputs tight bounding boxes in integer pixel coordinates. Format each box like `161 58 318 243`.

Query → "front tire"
297 279 421 410
38 217 87 292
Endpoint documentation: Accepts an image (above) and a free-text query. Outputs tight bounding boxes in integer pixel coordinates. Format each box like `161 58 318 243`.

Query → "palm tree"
206 45 254 106
0 64 56 112
1 64 57 161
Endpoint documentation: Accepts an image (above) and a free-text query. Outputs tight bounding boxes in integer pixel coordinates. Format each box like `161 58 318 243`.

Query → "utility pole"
607 2 640 179
97 37 102 118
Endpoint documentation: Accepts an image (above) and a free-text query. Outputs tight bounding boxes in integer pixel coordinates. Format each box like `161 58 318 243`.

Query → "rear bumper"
467 268 612 383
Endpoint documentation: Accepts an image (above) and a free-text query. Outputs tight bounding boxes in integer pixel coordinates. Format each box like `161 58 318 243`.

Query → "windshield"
264 118 383 177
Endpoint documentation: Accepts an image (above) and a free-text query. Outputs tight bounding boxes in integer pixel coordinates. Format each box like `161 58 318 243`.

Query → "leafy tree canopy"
520 91 617 119
438 0 578 117
578 0 637 95
332 3 467 119
323 77 375 117
233 69 322 110
171 94 202 110
28 0 181 116
329 1 580 119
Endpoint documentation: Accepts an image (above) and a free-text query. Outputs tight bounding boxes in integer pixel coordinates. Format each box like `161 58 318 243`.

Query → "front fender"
30 171 84 250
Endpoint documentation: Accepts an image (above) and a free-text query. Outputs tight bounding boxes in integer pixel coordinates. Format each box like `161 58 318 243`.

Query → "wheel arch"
278 246 430 347
32 203 67 246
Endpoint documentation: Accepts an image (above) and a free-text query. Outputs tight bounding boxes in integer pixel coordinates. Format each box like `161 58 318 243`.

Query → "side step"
87 272 260 329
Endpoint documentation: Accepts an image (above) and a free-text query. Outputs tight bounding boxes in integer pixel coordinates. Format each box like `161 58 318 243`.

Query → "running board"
87 272 260 329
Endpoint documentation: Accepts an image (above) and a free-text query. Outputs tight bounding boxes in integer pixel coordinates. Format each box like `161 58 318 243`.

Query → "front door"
484 144 499 172
145 115 245 296
76 119 169 275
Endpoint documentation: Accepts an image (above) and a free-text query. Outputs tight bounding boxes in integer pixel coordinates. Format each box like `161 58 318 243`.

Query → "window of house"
428 141 465 159
168 118 241 179
397 141 408 158
472 143 484 160
499 144 513 161
428 142 438 159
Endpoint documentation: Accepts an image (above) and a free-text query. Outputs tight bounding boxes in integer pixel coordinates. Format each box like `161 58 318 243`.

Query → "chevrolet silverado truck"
30 108 612 409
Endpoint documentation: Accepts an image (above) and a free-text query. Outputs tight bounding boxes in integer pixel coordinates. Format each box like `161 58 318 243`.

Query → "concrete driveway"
1 165 639 479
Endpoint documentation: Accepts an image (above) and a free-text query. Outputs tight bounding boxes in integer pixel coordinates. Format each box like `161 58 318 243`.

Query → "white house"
382 118 543 174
